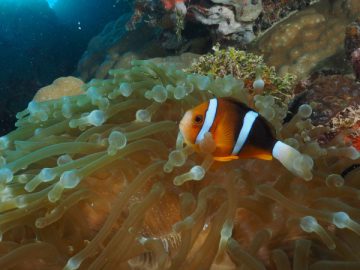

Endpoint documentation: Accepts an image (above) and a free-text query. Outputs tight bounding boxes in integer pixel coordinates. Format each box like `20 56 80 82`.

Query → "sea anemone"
0 60 359 270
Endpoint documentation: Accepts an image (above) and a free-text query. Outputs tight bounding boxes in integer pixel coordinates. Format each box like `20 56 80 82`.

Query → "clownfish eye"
194 115 203 124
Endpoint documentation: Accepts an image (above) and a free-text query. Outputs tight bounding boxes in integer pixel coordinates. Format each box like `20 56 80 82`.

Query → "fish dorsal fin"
222 97 252 111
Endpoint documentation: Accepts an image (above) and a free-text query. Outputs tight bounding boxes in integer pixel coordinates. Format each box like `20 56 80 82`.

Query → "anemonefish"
179 98 305 173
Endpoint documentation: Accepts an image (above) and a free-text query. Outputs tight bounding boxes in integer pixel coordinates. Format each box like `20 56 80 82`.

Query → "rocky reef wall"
253 0 359 78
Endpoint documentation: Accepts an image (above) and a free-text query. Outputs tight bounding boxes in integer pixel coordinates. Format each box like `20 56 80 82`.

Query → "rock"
345 17 360 60
345 17 360 80
352 48 360 81
211 0 263 22
190 1 262 45
191 5 244 36
77 14 168 81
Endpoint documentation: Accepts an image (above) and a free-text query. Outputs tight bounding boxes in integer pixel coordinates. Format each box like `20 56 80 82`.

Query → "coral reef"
253 0 357 78
0 61 359 270
77 6 210 82
289 73 360 152
76 13 167 81
328 105 360 131
190 0 262 44
209 0 262 23
77 0 324 84
327 105 360 150
187 45 296 106
124 0 315 56
291 74 360 126
125 0 162 31
186 0 313 46
126 0 263 46
256 0 313 31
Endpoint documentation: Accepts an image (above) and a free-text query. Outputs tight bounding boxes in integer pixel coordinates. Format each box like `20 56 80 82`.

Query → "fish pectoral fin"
237 144 273 161
253 153 273 160
214 155 239 162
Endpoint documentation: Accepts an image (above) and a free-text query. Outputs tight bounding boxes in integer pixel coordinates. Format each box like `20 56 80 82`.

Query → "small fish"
179 98 306 176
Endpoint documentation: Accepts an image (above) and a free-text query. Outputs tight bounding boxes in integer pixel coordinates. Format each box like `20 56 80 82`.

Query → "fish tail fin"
272 141 313 181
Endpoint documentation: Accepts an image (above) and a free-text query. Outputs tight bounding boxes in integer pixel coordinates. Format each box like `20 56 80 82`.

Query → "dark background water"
0 0 130 135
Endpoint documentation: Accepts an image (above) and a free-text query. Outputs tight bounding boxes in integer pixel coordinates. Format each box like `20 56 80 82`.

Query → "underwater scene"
0 0 359 269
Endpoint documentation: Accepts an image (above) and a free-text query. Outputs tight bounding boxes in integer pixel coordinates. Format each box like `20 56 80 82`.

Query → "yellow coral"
33 76 85 102
0 60 359 270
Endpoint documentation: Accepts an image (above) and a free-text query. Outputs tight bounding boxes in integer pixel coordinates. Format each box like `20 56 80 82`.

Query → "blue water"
47 0 58 8
0 0 129 135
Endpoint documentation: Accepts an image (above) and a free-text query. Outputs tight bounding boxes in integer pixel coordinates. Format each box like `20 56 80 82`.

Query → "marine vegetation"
0 60 359 270
188 45 297 107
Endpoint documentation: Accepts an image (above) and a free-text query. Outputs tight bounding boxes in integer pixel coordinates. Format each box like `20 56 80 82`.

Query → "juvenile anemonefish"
179 98 305 174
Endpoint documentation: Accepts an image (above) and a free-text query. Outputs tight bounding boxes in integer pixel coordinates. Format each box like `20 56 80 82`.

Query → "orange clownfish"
179 97 298 167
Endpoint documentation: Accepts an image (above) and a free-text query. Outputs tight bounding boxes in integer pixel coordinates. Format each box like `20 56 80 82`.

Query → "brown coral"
254 1 355 78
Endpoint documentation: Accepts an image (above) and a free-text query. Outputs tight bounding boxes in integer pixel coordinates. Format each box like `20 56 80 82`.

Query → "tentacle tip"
163 163 173 173
173 176 184 186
